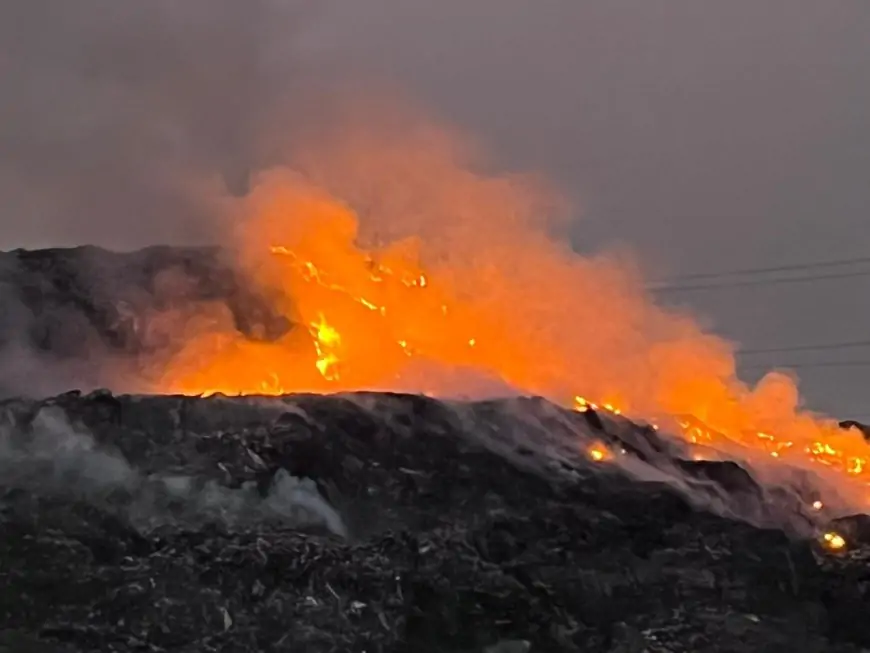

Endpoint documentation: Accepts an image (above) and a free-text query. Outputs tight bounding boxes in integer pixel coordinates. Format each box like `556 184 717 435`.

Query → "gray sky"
1 1 869 415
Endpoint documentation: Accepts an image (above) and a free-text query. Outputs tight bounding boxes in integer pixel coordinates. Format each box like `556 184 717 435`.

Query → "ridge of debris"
0 389 868 652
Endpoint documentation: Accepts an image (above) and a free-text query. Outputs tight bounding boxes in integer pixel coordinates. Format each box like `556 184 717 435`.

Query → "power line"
651 254 870 285
650 267 870 293
741 360 870 371
736 339 870 356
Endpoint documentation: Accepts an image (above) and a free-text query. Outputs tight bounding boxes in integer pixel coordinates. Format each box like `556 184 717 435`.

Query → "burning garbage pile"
3 114 870 650
1 237 867 544
4 111 868 533
2 244 870 650
137 113 870 532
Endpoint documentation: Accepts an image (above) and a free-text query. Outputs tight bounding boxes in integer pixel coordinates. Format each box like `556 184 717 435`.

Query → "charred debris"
0 389 866 652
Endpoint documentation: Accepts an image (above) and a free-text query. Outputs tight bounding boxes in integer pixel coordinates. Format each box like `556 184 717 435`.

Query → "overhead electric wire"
651 253 870 285
647 255 870 414
736 339 870 356
740 360 870 371
649 267 870 293
647 252 870 292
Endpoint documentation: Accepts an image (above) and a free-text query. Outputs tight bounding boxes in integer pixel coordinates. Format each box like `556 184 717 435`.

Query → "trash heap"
0 390 869 652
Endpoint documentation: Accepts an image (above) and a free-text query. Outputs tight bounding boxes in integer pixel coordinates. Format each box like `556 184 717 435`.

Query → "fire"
153 105 870 515
310 314 342 380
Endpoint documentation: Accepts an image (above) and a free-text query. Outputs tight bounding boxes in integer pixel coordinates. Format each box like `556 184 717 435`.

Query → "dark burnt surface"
0 391 868 652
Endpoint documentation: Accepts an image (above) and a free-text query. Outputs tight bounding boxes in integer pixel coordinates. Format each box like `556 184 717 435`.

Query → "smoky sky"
0 0 316 247
1 0 870 415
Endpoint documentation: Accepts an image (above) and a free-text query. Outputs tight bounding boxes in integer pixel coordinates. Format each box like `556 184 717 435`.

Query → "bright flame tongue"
157 119 870 513
168 192 555 398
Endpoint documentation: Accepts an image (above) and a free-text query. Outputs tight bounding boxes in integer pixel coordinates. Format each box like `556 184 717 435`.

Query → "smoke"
0 0 318 250
0 0 340 397
174 98 755 418
0 246 238 398
0 0 866 523
148 91 870 515
0 405 347 537
0 253 108 397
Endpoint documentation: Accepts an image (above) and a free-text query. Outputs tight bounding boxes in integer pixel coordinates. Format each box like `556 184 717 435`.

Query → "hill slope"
0 390 868 652
1 247 869 651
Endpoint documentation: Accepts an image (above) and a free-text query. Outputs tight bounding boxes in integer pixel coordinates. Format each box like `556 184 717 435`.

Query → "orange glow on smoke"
155 105 870 513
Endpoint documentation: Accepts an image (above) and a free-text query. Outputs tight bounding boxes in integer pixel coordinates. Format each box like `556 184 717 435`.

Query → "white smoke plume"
0 405 347 537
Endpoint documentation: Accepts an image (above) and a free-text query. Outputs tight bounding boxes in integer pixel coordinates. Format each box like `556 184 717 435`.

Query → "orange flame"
153 105 870 513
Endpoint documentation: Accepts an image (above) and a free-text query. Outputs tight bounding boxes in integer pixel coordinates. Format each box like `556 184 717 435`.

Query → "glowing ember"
822 531 847 551
573 396 621 416
573 396 592 412
587 443 611 462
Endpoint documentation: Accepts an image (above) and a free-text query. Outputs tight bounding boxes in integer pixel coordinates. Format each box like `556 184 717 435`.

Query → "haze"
0 0 868 416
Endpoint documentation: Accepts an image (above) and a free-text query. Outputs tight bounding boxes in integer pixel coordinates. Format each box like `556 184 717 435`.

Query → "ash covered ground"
1 248 870 652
